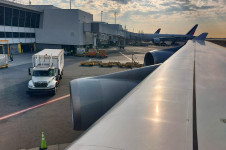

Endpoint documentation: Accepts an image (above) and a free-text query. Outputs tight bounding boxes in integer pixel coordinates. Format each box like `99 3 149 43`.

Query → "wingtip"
193 33 208 41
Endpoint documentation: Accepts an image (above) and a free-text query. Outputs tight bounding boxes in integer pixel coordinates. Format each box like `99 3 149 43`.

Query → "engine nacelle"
144 46 183 66
70 65 160 130
153 38 161 44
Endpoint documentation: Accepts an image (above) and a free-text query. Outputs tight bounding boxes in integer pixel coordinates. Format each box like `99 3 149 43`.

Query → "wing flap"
196 41 226 149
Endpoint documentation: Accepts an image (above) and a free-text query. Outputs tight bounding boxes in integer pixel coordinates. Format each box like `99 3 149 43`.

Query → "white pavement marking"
119 52 132 61
0 94 70 121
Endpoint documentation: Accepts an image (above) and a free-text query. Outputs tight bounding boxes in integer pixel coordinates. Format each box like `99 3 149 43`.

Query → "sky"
18 0 226 38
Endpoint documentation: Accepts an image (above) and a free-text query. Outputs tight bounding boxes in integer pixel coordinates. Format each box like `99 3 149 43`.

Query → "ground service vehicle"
27 49 64 95
0 40 12 69
0 54 9 69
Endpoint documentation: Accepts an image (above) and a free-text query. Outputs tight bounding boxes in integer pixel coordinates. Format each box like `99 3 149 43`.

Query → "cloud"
111 0 132 4
16 0 226 37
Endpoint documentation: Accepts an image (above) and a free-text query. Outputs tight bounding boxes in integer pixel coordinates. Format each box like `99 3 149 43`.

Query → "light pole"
101 11 103 22
114 12 117 24
70 0 71 9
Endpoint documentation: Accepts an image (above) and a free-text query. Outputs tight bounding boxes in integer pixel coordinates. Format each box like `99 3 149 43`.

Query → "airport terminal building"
0 0 40 54
0 0 126 54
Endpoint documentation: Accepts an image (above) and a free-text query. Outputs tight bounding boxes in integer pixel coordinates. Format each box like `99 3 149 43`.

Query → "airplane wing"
67 33 226 150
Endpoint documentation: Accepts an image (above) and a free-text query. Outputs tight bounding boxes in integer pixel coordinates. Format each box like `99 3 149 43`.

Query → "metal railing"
33 55 53 68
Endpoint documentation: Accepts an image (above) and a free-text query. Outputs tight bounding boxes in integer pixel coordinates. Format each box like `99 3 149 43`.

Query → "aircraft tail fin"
186 24 198 36
154 28 161 34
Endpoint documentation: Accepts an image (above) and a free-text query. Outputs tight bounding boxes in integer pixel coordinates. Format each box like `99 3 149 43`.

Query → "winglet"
193 33 208 41
154 28 161 34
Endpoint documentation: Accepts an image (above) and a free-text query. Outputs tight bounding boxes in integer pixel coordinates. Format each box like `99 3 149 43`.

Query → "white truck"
27 49 64 95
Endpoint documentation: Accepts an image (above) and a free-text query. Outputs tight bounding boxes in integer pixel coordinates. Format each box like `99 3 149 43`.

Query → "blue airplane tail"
186 24 198 36
154 28 161 34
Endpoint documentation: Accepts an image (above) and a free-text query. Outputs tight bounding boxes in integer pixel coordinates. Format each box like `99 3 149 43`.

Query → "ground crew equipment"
80 61 143 68
96 50 107 58
86 49 97 57
0 40 11 69
99 61 113 67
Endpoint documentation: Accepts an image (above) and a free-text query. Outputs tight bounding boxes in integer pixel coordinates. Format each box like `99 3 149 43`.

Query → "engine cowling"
144 46 183 66
152 38 161 44
70 64 160 130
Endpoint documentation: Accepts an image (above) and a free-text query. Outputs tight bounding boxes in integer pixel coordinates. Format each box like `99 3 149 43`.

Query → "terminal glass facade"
0 31 35 38
0 5 40 28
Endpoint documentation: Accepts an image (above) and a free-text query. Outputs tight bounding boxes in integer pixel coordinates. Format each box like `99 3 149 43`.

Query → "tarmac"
19 143 70 150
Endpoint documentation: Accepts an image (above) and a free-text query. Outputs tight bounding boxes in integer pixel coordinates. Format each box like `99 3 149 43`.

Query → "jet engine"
144 46 183 66
70 64 160 130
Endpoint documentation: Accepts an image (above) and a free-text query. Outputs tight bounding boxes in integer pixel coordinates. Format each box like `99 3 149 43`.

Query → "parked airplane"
141 24 198 45
67 33 226 149
127 28 161 40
